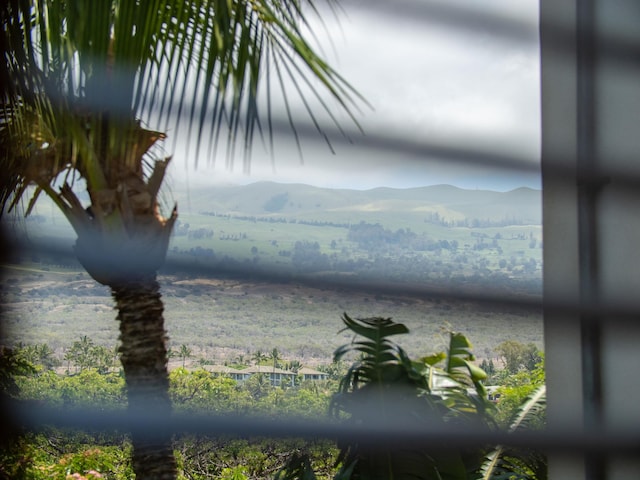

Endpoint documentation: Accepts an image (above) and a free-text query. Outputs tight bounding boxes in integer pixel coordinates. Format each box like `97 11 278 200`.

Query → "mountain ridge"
171 181 541 225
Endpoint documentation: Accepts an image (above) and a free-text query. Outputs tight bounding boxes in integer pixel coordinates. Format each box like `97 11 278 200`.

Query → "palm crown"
1 0 360 262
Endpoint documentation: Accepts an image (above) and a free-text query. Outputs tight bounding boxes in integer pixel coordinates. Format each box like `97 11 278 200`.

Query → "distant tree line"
199 211 351 229
171 220 214 240
291 241 331 272
347 221 459 252
424 211 535 228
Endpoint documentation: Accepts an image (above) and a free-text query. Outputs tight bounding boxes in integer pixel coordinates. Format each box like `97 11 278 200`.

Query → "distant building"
298 367 329 382
202 365 247 382
243 365 296 386
192 364 328 386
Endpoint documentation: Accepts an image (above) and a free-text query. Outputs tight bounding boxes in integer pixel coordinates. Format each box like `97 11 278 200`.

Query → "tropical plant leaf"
330 314 498 480
479 386 547 480
508 385 546 432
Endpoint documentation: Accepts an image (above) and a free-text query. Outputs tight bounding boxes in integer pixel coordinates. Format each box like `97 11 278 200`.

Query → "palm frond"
152 0 365 170
479 386 547 480
330 315 497 480
1 0 364 216
332 313 410 389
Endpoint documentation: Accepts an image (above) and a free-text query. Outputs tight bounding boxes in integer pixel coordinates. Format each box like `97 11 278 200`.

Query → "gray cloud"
168 0 540 191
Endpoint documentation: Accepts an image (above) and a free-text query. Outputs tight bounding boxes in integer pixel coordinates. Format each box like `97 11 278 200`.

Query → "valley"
1 181 543 365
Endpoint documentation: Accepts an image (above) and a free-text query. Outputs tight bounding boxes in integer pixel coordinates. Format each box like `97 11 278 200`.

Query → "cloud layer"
169 0 540 191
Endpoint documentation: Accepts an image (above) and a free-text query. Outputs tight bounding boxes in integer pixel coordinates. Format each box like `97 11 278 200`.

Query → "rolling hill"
171 182 541 226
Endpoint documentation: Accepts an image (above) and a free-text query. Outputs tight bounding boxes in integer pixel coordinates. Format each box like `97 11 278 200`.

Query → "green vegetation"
480 385 547 480
0 259 542 363
16 182 542 297
328 315 494 479
2 320 545 480
3 180 542 381
2 0 362 474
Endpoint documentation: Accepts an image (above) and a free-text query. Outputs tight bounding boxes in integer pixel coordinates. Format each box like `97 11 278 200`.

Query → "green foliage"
220 465 249 480
493 356 545 428
291 241 330 272
37 445 133 480
494 341 542 375
0 345 37 397
244 373 273 401
64 337 115 374
5 331 546 479
7 360 335 477
174 436 337 479
275 451 317 480
1 432 134 480
14 343 60 371
178 344 192 368
480 386 547 480
330 313 495 480
479 359 497 383
252 350 268 366
270 348 282 370
169 368 252 414
16 369 125 409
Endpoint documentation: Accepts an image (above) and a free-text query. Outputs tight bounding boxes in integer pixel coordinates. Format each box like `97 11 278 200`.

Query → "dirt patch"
173 278 228 287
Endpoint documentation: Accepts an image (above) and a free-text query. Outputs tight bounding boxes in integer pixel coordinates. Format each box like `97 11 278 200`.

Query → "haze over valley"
2 181 543 364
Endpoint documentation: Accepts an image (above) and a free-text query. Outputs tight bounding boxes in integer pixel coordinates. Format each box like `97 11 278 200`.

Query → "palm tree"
65 335 96 372
234 353 246 366
1 2 361 478
178 344 192 369
111 344 121 372
252 349 268 366
33 343 58 370
269 347 281 373
287 359 302 374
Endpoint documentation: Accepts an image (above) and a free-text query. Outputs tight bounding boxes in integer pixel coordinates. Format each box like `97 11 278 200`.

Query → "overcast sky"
168 0 540 192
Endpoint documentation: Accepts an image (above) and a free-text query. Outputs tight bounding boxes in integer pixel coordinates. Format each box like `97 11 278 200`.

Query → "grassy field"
1 262 542 367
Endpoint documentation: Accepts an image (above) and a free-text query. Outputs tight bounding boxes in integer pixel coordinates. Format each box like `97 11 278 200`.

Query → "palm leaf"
1 0 364 217
331 315 498 480
479 386 547 480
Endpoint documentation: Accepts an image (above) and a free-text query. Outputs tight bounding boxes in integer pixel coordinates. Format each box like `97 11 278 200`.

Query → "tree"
252 350 268 366
521 343 543 372
178 344 192 369
14 343 59 371
278 315 547 480
493 355 545 429
92 344 117 374
245 373 272 400
234 353 247 367
1 2 361 477
269 347 281 373
287 359 302 374
495 341 542 375
0 346 37 398
65 336 96 373
64 337 114 374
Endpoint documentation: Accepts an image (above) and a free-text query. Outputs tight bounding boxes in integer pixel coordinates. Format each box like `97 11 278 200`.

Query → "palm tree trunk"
112 275 177 480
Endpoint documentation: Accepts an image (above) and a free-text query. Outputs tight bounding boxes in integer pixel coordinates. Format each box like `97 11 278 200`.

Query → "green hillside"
173 182 541 227
2 181 543 361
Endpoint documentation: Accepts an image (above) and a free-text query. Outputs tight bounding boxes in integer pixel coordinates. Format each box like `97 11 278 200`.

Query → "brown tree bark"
112 276 177 480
